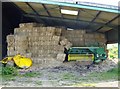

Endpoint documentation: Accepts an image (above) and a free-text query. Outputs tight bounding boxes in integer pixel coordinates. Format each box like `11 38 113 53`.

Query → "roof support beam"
24 13 117 29
91 11 101 22
41 4 57 25
16 0 120 14
42 4 51 16
96 14 120 31
85 11 101 28
26 2 40 16
12 2 45 23
25 2 47 25
59 6 63 18
76 9 80 20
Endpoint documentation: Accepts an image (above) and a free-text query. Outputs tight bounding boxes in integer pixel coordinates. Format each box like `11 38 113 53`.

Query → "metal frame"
90 11 101 22
59 6 63 18
16 0 120 14
25 2 48 25
24 14 89 27
85 11 101 29
41 4 59 26
11 2 42 23
96 14 120 31
26 2 40 15
42 4 51 16
76 9 80 20
24 13 117 30
13 1 119 32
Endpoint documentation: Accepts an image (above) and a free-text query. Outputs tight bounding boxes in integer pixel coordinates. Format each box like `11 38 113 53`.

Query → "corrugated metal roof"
11 0 119 32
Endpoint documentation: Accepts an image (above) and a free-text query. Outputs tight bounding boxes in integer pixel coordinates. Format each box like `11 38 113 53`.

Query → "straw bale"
57 53 66 61
19 23 37 28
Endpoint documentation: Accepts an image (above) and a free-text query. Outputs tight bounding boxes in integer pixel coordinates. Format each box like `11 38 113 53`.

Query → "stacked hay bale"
7 23 67 64
32 27 64 58
7 35 16 56
60 37 72 50
94 33 107 47
19 23 45 28
6 23 107 64
14 35 28 55
61 29 106 48
57 37 73 62
84 33 97 47
54 27 62 36
61 29 86 46
84 33 106 47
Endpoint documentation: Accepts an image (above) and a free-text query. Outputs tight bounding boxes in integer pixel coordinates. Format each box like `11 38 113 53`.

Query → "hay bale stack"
7 35 16 56
84 33 97 47
6 23 67 63
55 27 62 36
60 37 68 46
19 23 45 28
61 30 85 46
60 37 73 50
84 33 106 47
14 35 29 55
57 53 66 62
7 35 15 48
6 22 107 64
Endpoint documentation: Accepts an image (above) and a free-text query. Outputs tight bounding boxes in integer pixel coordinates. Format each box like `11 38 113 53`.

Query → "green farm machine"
65 47 108 68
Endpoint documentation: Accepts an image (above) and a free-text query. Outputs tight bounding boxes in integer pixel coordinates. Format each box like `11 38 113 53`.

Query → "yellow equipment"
68 54 94 61
0 54 32 69
1 57 13 64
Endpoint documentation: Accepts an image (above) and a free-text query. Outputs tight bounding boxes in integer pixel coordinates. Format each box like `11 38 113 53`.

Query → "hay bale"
7 50 16 56
23 53 32 58
14 35 28 54
57 53 66 62
14 28 20 34
7 35 14 42
19 23 37 28
55 28 62 36
53 45 64 52
14 34 28 41
52 36 60 41
31 32 40 36
94 33 100 38
59 37 68 46
60 37 73 48
65 42 72 50
46 27 55 32
7 35 15 48
84 34 94 38
39 27 46 32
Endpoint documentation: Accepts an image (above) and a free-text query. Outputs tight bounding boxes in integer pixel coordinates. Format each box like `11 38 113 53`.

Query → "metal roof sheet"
12 1 119 33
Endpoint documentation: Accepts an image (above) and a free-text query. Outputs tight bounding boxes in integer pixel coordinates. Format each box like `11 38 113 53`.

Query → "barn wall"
105 29 118 44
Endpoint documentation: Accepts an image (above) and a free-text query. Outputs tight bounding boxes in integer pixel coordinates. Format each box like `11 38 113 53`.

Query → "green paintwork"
68 47 107 63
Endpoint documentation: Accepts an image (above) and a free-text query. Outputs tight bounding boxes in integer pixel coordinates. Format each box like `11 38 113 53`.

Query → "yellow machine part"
13 54 32 69
68 54 94 61
0 57 13 64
